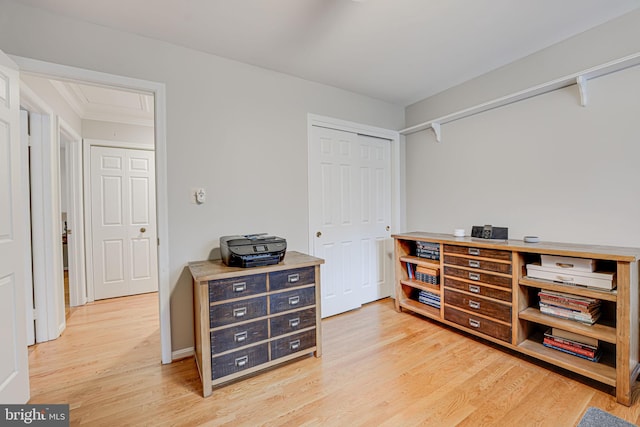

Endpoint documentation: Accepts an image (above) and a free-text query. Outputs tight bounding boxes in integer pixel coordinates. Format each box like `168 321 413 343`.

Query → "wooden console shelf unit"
189 251 324 397
393 231 640 405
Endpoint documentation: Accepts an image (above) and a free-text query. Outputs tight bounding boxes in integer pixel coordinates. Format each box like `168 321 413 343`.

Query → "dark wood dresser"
189 251 324 397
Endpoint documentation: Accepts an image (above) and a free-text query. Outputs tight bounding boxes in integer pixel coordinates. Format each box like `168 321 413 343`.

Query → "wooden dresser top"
189 251 324 282
392 231 640 262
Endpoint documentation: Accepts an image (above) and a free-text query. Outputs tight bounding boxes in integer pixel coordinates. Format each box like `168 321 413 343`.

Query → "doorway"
13 54 172 364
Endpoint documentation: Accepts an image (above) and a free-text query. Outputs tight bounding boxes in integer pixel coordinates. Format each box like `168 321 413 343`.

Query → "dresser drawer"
270 330 316 360
444 266 511 288
210 296 267 328
444 244 512 262
444 254 512 275
270 308 316 337
444 306 511 343
444 288 511 323
444 277 511 302
211 320 268 355
209 273 267 302
211 343 269 380
270 267 315 290
270 287 315 314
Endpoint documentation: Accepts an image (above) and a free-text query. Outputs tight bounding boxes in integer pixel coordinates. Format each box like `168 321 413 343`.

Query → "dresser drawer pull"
234 331 248 343
232 282 247 292
233 307 247 318
235 355 249 367
289 317 301 328
469 319 481 328
469 285 481 293
468 260 481 268
468 248 480 256
469 273 480 281
469 300 481 309
288 273 300 283
289 339 301 350
288 296 300 306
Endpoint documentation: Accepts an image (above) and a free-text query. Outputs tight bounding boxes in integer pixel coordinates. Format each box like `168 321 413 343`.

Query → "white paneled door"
90 146 158 300
0 50 30 403
309 125 392 318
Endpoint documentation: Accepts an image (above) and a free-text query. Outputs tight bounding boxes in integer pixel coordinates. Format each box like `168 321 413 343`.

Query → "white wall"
406 9 640 127
0 0 405 352
20 74 82 132
404 58 640 247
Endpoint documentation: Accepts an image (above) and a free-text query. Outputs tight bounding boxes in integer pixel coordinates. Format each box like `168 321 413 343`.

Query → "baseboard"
172 347 195 361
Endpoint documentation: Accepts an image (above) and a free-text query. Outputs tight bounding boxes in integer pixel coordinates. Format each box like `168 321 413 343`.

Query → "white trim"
59 119 86 307
20 110 35 346
171 347 195 361
83 138 153 151
400 51 640 137
19 84 65 342
306 114 401 298
82 139 95 303
12 55 172 365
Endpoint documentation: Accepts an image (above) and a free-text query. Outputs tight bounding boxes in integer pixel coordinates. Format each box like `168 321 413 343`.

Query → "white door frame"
20 83 66 342
59 118 86 307
11 55 172 364
306 114 401 299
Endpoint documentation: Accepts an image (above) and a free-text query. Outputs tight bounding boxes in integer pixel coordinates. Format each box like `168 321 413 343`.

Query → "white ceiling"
16 0 640 106
50 80 154 126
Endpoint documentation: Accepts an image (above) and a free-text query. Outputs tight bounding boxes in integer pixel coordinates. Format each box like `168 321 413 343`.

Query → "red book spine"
543 337 596 358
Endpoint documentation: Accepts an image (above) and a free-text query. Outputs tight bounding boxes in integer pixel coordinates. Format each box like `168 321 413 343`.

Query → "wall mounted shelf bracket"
576 75 587 106
431 122 441 143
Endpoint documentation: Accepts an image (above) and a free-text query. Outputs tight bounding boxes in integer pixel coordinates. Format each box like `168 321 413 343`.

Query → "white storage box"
526 263 615 290
540 255 595 272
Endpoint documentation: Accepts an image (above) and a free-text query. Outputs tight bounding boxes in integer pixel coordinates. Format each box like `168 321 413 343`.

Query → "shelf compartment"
518 338 616 387
520 276 617 302
400 279 440 295
400 255 440 269
519 307 616 344
398 298 440 319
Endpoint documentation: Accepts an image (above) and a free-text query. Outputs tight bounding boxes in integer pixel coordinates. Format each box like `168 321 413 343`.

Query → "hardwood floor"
28 294 640 426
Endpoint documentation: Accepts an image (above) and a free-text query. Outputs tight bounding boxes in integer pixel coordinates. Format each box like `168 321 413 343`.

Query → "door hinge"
32 309 38 320
157 238 160 246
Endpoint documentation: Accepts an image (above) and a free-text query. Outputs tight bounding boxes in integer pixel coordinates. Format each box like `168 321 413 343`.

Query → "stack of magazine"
415 289 440 309
415 241 440 260
538 290 601 325
543 328 601 362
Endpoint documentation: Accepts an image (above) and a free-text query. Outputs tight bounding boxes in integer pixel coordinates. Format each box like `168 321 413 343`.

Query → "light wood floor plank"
28 294 640 426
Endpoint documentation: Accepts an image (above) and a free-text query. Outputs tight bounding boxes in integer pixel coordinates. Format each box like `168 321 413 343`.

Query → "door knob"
386 226 390 231
316 231 322 238
140 227 146 233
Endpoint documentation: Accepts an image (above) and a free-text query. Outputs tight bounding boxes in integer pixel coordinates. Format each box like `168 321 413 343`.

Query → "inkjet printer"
220 234 286 268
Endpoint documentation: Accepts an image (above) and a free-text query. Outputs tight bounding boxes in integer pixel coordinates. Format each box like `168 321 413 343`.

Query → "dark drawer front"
270 308 316 337
444 306 511 343
270 267 315 291
271 330 317 360
444 255 512 275
209 274 267 302
211 343 269 380
444 266 511 288
444 289 511 323
270 287 315 314
210 296 267 328
210 320 268 355
444 277 511 302
444 245 512 262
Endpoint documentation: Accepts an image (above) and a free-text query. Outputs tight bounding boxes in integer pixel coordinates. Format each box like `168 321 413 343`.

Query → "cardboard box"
526 263 615 290
540 255 595 272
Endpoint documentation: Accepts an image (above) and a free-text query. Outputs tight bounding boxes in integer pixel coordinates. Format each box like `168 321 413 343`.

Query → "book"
550 327 598 347
542 340 602 362
539 303 600 324
543 337 598 358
